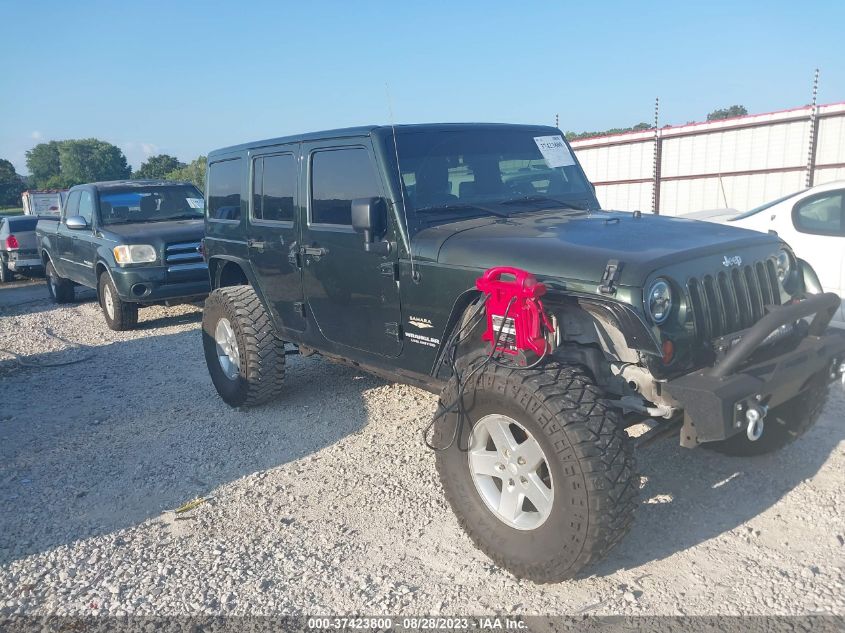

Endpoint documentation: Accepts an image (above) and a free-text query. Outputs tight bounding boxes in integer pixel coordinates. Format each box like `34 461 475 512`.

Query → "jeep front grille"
686 259 781 340
165 241 206 273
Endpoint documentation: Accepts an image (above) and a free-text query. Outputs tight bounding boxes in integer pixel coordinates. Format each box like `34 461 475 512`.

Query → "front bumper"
665 292 845 447
110 264 210 303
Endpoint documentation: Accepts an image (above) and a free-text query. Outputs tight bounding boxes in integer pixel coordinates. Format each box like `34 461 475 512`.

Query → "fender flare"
798 258 824 294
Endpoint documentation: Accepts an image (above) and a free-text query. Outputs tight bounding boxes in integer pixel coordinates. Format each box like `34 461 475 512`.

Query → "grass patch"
0 208 24 216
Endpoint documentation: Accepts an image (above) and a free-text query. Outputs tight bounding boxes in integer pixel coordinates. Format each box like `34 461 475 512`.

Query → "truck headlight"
647 278 673 324
113 244 157 265
775 249 792 283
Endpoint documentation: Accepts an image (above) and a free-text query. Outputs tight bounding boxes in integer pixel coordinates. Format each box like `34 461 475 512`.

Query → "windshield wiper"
498 195 587 210
415 202 509 218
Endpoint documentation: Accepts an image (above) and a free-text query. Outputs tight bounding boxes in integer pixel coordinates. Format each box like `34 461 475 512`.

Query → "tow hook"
745 404 767 441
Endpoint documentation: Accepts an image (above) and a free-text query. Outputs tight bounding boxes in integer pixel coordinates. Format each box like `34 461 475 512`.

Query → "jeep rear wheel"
705 370 830 457
202 286 286 408
45 260 75 303
433 362 638 583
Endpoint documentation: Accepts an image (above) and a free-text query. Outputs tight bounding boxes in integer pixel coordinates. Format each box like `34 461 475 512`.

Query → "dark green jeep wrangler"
201 123 844 582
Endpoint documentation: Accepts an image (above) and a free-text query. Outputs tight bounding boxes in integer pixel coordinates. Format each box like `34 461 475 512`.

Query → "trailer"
21 190 68 216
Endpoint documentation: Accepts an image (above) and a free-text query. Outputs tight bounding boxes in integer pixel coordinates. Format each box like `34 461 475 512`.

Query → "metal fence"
570 101 845 216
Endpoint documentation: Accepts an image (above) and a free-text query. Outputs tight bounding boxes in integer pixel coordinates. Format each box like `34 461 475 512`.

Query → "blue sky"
2 0 843 174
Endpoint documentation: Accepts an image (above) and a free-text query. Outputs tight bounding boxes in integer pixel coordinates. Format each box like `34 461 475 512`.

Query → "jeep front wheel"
202 286 286 407
433 362 638 583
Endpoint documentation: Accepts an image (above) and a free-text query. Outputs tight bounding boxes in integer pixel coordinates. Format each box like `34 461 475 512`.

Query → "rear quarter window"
208 159 243 221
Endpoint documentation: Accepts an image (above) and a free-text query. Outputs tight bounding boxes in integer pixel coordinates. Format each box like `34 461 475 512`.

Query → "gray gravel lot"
1 284 843 617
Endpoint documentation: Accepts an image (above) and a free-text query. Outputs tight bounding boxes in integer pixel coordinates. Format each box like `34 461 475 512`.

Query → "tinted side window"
64 191 81 220
208 159 242 221
78 191 94 224
311 148 380 226
794 191 844 236
253 154 297 222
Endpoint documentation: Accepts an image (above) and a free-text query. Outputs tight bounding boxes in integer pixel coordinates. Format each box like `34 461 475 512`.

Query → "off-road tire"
45 259 74 303
202 286 286 408
0 258 12 283
705 370 830 456
433 361 638 583
98 273 139 331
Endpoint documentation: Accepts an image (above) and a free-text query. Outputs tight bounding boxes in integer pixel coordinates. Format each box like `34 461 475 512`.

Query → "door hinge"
379 261 400 281
385 322 402 341
599 259 623 295
293 302 306 318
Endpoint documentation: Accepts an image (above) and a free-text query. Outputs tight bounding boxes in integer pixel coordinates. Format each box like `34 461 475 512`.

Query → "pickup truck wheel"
202 286 286 408
0 258 12 283
704 370 830 456
433 361 638 583
98 273 139 331
45 260 75 303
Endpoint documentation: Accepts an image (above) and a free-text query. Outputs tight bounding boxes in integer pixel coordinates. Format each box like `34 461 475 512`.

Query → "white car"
696 181 845 326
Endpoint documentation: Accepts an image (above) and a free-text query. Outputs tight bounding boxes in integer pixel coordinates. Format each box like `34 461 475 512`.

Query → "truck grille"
686 259 781 340
165 241 206 273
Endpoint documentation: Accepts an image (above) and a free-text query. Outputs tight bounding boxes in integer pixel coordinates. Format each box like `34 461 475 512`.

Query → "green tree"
565 122 653 141
134 154 184 180
0 159 26 206
706 105 748 121
58 138 131 185
25 141 62 188
165 156 207 191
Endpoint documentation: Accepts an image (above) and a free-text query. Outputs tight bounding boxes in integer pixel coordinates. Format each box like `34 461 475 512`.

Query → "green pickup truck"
200 123 844 582
36 180 210 330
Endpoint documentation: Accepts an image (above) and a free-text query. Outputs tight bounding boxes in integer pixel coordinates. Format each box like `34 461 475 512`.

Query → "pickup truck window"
64 191 81 221
395 129 595 219
252 154 296 223
98 185 204 225
310 148 379 226
208 159 242 221
78 191 95 224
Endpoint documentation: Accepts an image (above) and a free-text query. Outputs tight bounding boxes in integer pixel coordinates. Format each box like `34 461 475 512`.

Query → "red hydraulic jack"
475 267 554 359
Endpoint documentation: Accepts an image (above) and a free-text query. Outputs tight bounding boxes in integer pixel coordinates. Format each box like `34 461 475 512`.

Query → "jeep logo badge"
722 255 742 267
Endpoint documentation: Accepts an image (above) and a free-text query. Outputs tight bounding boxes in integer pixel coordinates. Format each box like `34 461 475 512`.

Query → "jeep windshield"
98 185 205 225
394 128 599 222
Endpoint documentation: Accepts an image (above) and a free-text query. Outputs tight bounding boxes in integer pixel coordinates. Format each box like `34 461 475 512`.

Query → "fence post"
652 97 662 214
806 68 820 188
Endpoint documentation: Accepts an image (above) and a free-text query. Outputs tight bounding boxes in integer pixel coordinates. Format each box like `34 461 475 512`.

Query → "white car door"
782 189 845 326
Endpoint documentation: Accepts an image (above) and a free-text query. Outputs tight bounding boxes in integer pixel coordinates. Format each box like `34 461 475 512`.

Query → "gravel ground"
1 286 844 617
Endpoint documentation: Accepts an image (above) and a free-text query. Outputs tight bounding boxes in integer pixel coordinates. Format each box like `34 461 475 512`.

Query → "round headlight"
647 279 673 324
775 249 792 283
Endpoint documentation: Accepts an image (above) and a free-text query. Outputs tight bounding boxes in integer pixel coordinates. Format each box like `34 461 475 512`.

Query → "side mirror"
351 197 389 254
65 215 89 230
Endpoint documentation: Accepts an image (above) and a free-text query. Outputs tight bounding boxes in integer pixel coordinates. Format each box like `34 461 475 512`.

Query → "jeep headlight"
113 244 157 265
775 249 792 283
647 278 673 324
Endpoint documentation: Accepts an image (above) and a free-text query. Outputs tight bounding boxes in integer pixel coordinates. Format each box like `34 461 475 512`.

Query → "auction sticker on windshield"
534 135 575 168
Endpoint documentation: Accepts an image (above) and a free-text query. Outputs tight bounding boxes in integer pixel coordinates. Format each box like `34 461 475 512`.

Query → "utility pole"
652 97 661 214
806 68 820 188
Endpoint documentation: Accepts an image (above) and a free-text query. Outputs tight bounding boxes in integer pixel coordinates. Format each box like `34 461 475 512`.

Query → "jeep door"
246 145 307 334
299 140 403 357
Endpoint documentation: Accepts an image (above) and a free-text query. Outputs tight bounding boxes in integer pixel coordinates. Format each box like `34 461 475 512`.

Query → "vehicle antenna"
385 83 419 283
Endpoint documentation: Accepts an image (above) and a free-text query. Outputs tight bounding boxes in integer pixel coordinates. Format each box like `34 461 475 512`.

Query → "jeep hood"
416 209 781 287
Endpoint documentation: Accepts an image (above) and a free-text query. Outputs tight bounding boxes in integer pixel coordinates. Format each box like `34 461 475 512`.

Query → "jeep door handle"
301 246 328 257
247 239 266 251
